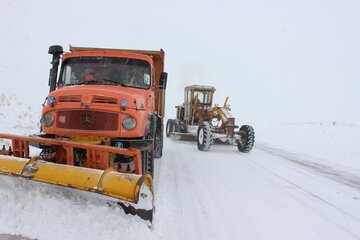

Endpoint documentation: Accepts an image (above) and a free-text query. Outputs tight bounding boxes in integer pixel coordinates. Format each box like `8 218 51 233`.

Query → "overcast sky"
0 0 359 123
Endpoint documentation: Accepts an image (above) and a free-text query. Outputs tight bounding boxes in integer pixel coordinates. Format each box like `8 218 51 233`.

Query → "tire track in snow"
177 151 246 240
153 145 189 240
200 145 359 239
255 143 360 191
189 154 263 240
156 140 261 239
252 158 360 224
248 146 360 239
158 139 360 239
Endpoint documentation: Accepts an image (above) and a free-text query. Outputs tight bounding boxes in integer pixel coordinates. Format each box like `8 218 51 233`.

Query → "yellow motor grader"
166 85 255 152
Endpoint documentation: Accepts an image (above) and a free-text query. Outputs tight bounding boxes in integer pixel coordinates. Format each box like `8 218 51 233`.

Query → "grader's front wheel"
237 125 255 153
196 122 213 151
166 119 175 137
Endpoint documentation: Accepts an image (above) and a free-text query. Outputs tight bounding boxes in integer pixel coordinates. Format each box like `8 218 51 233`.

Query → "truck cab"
40 45 167 174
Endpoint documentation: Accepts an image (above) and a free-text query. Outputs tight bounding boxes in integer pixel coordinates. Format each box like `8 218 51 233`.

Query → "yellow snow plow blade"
0 155 154 224
0 133 154 224
0 155 152 203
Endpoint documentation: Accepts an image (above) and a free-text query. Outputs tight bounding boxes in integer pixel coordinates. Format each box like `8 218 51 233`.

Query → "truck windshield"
59 57 151 89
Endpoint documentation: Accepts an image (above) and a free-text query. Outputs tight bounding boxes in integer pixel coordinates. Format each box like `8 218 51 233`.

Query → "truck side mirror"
48 45 63 92
159 72 168 90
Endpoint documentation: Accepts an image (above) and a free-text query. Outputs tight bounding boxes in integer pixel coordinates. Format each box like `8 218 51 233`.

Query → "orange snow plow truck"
0 45 167 225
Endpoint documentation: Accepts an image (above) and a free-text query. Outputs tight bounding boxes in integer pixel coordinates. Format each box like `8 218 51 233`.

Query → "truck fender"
144 113 157 138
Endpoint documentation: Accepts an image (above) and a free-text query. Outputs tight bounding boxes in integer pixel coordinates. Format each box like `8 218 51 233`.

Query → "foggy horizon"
1 0 359 123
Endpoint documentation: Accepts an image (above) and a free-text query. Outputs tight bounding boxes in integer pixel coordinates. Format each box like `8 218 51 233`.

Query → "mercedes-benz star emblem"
80 112 95 128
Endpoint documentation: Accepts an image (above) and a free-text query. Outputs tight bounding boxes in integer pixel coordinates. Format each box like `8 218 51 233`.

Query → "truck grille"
92 95 118 104
57 111 118 131
58 95 81 103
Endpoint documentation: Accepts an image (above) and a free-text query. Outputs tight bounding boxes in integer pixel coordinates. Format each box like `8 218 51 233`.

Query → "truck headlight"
42 113 54 127
122 117 136 130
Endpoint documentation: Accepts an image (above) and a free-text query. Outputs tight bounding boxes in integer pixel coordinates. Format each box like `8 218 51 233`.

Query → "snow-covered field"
0 94 359 240
0 93 40 135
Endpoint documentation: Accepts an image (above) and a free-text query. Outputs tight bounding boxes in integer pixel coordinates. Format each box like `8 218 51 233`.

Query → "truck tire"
166 119 174 137
143 118 156 176
142 150 154 177
154 125 163 158
196 122 213 151
237 125 255 153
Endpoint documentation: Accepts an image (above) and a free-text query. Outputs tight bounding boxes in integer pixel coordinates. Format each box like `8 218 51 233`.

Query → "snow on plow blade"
0 155 154 225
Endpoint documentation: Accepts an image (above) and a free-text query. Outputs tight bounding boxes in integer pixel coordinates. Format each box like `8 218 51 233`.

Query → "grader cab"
166 85 255 152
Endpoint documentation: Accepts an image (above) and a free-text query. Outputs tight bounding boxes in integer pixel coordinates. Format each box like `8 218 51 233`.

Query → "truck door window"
62 66 73 83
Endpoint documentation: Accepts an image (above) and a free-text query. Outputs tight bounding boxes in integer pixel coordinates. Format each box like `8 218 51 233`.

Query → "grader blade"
0 156 154 225
170 132 196 142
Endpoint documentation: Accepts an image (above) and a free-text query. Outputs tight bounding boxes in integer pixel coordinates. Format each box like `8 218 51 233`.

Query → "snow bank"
0 93 40 135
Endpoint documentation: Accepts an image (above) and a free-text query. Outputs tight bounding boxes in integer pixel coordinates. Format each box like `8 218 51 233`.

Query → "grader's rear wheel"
196 122 213 151
237 125 255 153
166 119 174 137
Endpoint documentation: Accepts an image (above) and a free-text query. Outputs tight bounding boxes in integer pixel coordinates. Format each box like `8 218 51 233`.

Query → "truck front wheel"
154 127 163 158
142 150 154 177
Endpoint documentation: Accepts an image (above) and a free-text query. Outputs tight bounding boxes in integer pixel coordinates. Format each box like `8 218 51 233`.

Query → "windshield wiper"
97 79 120 85
77 79 118 85
74 79 132 87
77 80 102 85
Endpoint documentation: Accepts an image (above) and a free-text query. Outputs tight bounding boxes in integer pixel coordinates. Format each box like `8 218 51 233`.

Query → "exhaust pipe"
48 45 63 92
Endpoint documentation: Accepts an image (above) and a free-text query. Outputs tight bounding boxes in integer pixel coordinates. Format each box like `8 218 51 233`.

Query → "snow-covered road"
1 124 360 240
154 138 360 240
